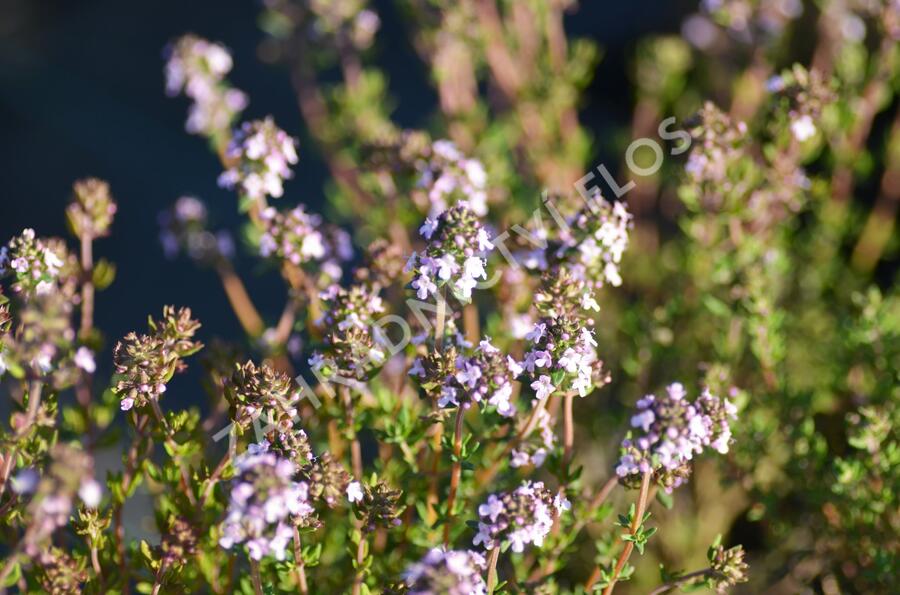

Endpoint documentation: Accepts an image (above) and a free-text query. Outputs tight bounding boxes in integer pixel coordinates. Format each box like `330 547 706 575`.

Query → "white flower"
463 256 486 280
478 495 504 522
582 291 601 311
435 254 459 280
454 275 478 299
488 383 516 417
347 481 364 503
476 229 494 251
507 356 523 377
791 115 816 142
412 271 437 300
78 479 102 508
74 347 96 374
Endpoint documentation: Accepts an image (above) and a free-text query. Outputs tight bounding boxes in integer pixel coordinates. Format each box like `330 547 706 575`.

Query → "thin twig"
249 558 264 595
648 568 712 595
590 471 652 594
200 444 234 507
150 559 169 595
352 533 367 595
292 526 309 594
341 387 364 480
216 262 265 338
486 547 501 594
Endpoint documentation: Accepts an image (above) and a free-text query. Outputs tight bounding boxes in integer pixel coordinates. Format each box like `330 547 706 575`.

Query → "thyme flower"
164 34 248 137
67 178 117 240
406 203 493 303
473 481 569 553
403 548 487 595
415 139 489 217
616 382 737 492
219 118 299 202
219 441 314 561
112 306 202 411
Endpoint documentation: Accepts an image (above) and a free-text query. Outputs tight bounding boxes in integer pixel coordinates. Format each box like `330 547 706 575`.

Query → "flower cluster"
0 291 81 384
473 480 569 552
13 444 101 556
559 197 633 289
707 541 750 592
219 442 314 560
308 0 381 49
303 451 353 508
164 34 248 137
112 306 202 411
403 548 487 595
414 139 489 217
352 479 404 533
263 0 381 51
699 0 803 42
158 196 235 265
522 317 608 400
33 547 88 594
684 102 749 202
262 427 357 512
406 203 493 303
219 118 299 202
310 282 388 380
616 383 738 492
411 338 519 417
1 229 74 298
353 238 406 289
159 516 199 570
258 205 353 284
766 64 834 143
224 360 300 433
66 178 117 240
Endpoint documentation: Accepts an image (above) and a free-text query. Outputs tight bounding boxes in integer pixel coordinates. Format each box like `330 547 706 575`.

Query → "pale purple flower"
219 118 298 202
531 375 554 401
219 442 314 560
404 548 487 595
473 481 568 553
616 383 738 492
415 140 489 216
407 204 492 304
74 347 96 374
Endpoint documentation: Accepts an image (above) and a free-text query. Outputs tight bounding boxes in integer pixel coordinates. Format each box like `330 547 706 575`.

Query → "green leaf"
92 259 117 291
0 560 20 587
656 490 674 510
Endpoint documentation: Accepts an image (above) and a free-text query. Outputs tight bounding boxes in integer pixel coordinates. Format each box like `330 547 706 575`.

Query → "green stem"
443 406 466 546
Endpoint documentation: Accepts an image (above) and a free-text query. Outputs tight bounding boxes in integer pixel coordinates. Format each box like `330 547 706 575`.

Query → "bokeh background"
0 0 696 360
